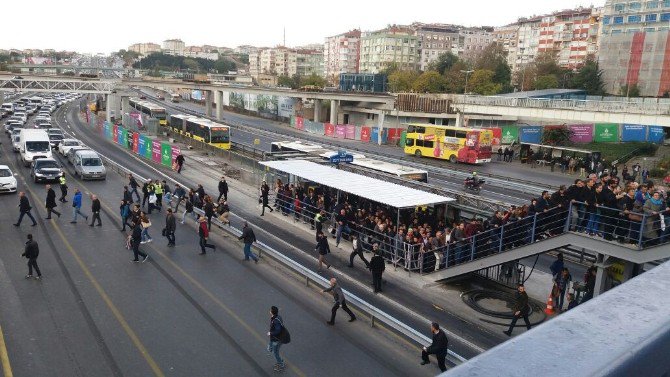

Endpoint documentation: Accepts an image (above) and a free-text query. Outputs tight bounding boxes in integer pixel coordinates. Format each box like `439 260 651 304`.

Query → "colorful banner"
648 126 665 143
138 135 148 157
142 136 152 159
102 122 109 138
152 140 161 163
621 124 647 142
112 125 118 142
132 132 140 154
335 125 346 138
361 127 371 142
290 117 296 127
488 127 502 145
325 123 335 137
296 117 304 130
593 123 619 142
116 127 125 145
345 125 356 139
171 145 181 166
518 126 542 144
569 124 594 143
501 126 518 144
387 128 400 144
161 142 172 167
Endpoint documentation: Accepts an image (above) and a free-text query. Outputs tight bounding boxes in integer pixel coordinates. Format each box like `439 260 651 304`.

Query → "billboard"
171 145 181 167
161 142 172 167
278 97 296 118
518 126 542 144
345 125 356 140
325 123 335 137
335 125 346 138
152 140 161 163
569 124 594 143
112 125 118 142
594 123 619 142
621 124 647 142
360 127 371 142
648 126 665 143
132 132 140 154
138 135 148 157
296 117 304 130
501 126 518 144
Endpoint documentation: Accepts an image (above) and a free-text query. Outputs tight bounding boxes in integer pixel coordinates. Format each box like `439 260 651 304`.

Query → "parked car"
30 158 63 183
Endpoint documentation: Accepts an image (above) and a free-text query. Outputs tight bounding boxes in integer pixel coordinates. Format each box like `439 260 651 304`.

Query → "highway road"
0 111 435 377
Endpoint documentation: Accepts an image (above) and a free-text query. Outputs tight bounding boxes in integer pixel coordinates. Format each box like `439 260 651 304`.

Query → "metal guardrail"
94 145 467 365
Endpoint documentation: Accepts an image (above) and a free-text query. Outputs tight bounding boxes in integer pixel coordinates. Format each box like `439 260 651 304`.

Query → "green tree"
388 70 419 92
542 126 573 145
214 58 236 73
534 51 561 77
428 52 459 75
535 74 559 90
572 58 605 95
300 73 327 88
380 62 400 77
620 84 640 97
469 69 502 95
411 70 446 93
277 75 298 89
474 43 512 92
443 61 469 93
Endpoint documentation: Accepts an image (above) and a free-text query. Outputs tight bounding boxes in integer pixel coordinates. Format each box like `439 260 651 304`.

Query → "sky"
3 0 598 54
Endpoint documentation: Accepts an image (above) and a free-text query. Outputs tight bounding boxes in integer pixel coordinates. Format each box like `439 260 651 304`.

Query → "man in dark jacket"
141 182 150 209
420 322 448 372
504 284 531 336
165 208 176 246
128 174 141 202
22 234 41 279
14 191 37 227
89 194 102 227
217 176 229 202
267 306 286 372
45 184 61 219
198 215 216 255
123 186 133 205
369 244 385 293
130 221 149 263
323 278 356 325
260 181 272 216
348 233 370 269
238 221 258 263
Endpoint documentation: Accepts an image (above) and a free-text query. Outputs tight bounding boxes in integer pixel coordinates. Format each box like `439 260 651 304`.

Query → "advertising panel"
152 140 161 163
161 142 172 167
345 125 356 139
621 124 647 142
171 145 181 166
296 117 304 130
132 132 140 154
501 126 518 144
278 97 296 118
648 126 665 143
335 125 346 138
593 123 619 142
325 123 335 137
569 124 594 143
518 126 542 144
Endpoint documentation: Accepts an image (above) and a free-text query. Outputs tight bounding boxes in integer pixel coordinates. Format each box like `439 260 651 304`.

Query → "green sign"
502 126 519 144
594 123 619 142
161 142 172 167
399 131 407 147
121 129 128 148
290 117 296 126
142 135 152 160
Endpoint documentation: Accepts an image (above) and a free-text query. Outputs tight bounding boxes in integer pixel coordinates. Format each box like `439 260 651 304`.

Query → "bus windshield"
210 128 229 143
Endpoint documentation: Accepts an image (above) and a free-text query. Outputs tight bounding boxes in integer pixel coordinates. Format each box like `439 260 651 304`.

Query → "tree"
542 125 573 146
428 52 459 75
535 74 559 90
474 43 512 92
388 70 419 92
277 75 298 89
620 84 640 97
469 69 502 95
380 62 400 77
534 51 561 77
411 70 446 93
214 58 236 74
443 61 469 93
572 58 605 95
300 73 327 88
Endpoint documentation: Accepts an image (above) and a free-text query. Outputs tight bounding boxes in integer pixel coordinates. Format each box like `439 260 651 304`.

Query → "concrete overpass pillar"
205 90 213 117
313 99 321 122
377 111 385 145
121 96 130 114
329 100 339 125
105 94 111 123
0 92 4 105
215 90 223 121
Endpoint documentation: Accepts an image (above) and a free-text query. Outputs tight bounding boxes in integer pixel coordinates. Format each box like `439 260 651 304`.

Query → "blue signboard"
519 126 543 144
621 124 647 142
138 135 148 157
329 150 354 164
648 126 665 143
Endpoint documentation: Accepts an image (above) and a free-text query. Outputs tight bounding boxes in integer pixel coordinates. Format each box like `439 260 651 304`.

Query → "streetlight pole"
460 69 474 127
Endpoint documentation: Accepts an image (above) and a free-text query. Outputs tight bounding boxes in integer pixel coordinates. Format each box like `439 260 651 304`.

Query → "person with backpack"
267 306 289 372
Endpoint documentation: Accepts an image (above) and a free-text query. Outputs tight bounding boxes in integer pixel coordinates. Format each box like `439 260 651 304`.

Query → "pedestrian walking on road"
217 176 228 203
323 278 356 325
203 195 215 230
22 234 42 280
165 208 176 246
260 181 273 216
120 200 131 231
89 194 102 227
198 215 216 255
175 153 185 174
348 233 370 269
369 244 385 294
181 196 197 224
420 322 449 372
140 212 152 243
122 185 133 205
70 189 88 224
172 184 186 211
59 175 68 203
154 180 164 210
315 231 331 272
130 221 149 263
45 185 61 219
141 181 150 208
238 221 258 262
128 174 141 202
503 284 532 336
14 191 37 227
267 306 288 372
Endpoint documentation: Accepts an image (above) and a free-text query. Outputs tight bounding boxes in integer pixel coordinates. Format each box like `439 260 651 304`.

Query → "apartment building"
296 49 324 77
324 29 361 83
492 24 520 68
162 39 186 56
413 23 460 71
454 27 494 58
359 26 419 74
128 43 161 56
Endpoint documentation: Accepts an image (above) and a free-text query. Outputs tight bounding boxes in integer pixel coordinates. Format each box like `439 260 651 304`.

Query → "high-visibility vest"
154 184 163 195
59 176 66 185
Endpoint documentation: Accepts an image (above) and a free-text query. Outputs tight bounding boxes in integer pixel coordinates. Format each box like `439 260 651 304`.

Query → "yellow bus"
128 97 167 126
185 118 231 150
403 124 493 164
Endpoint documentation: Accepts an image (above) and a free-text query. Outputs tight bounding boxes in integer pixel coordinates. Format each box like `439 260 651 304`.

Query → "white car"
12 135 21 152
58 139 81 156
0 165 18 193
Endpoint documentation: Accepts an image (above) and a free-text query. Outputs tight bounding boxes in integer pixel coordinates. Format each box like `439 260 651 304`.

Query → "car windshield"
0 169 11 177
49 135 63 140
64 141 79 146
82 158 102 167
36 161 59 169
26 141 50 152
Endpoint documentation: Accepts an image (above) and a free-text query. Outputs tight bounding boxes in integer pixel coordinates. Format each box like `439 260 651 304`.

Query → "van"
1 103 13 114
73 150 106 180
19 129 52 167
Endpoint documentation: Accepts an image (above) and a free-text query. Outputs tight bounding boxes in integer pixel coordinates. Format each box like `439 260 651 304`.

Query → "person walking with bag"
238 221 258 262
14 191 38 227
140 212 152 243
198 215 216 255
22 234 42 280
70 189 88 224
128 174 141 203
315 231 331 272
267 306 289 372
323 278 356 325
45 184 61 219
130 221 149 263
164 208 176 247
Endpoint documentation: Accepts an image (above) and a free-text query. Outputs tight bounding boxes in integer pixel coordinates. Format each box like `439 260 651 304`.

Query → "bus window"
407 125 415 133
455 131 467 139
405 138 415 147
416 126 426 134
415 140 424 147
423 140 434 148
445 129 456 137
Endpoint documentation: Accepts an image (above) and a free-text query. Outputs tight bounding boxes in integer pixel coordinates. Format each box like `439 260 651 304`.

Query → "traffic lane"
64 102 496 357
0 144 121 376
58 106 433 376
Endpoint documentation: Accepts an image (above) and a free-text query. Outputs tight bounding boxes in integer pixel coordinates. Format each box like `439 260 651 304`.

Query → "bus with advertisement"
128 97 167 126
185 117 231 150
403 124 493 164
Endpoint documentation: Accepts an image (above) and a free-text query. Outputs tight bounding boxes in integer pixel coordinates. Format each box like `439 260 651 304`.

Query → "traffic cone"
544 294 555 315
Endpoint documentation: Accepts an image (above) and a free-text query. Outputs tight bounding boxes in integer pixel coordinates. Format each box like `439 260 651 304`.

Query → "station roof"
260 159 454 209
